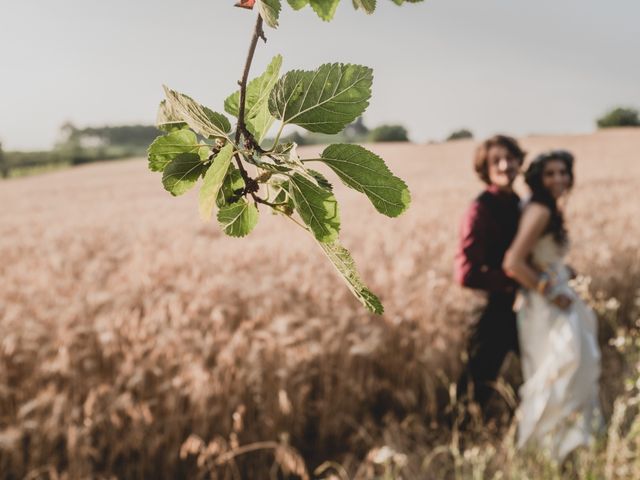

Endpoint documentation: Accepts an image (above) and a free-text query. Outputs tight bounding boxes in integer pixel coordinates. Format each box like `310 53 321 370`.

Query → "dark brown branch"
237 14 264 137
233 14 265 189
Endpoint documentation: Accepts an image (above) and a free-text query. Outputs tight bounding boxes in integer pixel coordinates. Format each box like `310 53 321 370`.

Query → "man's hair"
473 135 526 184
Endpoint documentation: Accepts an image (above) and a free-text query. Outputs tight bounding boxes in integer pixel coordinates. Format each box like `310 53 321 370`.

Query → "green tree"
345 117 369 138
147 0 423 313
597 107 640 128
0 141 7 178
368 124 409 142
446 128 473 141
76 125 159 148
55 122 85 164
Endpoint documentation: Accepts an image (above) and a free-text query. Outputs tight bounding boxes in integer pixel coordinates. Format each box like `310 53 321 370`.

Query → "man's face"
487 145 520 190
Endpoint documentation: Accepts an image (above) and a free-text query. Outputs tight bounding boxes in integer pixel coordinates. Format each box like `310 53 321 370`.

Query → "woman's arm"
503 203 549 290
503 203 572 309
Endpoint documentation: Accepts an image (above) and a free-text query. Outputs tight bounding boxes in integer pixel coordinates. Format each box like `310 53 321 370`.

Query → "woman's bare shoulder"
522 202 551 222
517 202 551 238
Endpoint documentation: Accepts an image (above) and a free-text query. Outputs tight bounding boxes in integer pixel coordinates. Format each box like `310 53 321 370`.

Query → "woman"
503 150 602 461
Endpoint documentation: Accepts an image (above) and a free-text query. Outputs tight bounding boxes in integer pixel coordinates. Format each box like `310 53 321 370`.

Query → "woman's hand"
550 293 572 310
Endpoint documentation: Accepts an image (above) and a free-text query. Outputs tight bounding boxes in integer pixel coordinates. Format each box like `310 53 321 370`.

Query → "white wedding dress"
516 233 602 461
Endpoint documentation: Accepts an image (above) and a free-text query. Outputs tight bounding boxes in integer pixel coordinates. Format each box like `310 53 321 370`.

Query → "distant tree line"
56 122 160 165
1 123 161 177
446 128 473 141
0 142 7 178
3 106 638 179
73 125 160 147
277 117 410 145
597 107 640 128
3 119 412 178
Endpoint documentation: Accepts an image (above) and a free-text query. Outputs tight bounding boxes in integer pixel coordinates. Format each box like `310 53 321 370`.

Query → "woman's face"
542 159 571 199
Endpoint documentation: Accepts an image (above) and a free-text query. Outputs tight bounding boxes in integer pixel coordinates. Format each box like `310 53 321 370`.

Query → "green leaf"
289 0 420 21
247 99 276 143
198 144 211 162
163 85 231 139
287 0 308 9
269 63 373 134
314 144 410 217
270 142 303 167
307 168 333 191
258 0 281 28
157 100 187 132
352 0 376 13
162 153 204 196
309 0 340 21
199 144 234 220
288 172 340 242
319 241 383 314
217 165 245 208
217 198 259 237
225 55 283 142
256 162 292 174
270 180 294 215
273 180 291 202
148 130 201 172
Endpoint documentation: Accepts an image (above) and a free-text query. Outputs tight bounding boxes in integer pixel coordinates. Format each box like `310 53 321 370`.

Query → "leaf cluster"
254 0 424 26
148 5 418 313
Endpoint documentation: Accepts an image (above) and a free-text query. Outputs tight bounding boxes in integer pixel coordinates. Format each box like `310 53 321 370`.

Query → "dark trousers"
456 293 520 413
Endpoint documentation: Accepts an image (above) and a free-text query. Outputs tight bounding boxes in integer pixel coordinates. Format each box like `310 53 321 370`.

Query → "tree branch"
233 14 265 189
251 193 287 209
238 15 265 139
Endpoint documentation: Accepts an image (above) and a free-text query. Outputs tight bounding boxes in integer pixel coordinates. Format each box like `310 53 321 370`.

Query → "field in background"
1 129 639 478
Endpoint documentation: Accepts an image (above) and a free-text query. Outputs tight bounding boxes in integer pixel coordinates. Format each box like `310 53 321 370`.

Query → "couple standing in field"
454 135 602 461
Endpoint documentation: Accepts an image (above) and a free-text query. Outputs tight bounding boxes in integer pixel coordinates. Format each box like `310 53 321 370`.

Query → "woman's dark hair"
524 150 575 245
474 134 526 184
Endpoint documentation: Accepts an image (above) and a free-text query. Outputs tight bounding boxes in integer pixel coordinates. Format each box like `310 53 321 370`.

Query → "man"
455 134 526 417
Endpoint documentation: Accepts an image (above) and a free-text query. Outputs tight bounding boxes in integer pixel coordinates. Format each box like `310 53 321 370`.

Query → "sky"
1 0 639 150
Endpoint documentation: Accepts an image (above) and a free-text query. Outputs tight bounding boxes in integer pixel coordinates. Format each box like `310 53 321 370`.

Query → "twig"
251 193 288 209
233 14 265 189
237 15 264 141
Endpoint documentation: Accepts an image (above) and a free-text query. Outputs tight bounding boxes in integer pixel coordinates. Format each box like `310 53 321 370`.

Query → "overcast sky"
1 0 639 150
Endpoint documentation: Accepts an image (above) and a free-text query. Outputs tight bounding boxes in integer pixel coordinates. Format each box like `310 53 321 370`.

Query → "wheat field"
1 129 639 478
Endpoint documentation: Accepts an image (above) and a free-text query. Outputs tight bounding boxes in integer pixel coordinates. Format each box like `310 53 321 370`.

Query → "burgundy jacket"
455 185 521 294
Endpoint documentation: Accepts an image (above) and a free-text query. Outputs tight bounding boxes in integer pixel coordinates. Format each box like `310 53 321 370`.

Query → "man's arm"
455 200 518 292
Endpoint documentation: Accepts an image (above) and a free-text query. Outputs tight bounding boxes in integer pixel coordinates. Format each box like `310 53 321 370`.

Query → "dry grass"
1 128 639 478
